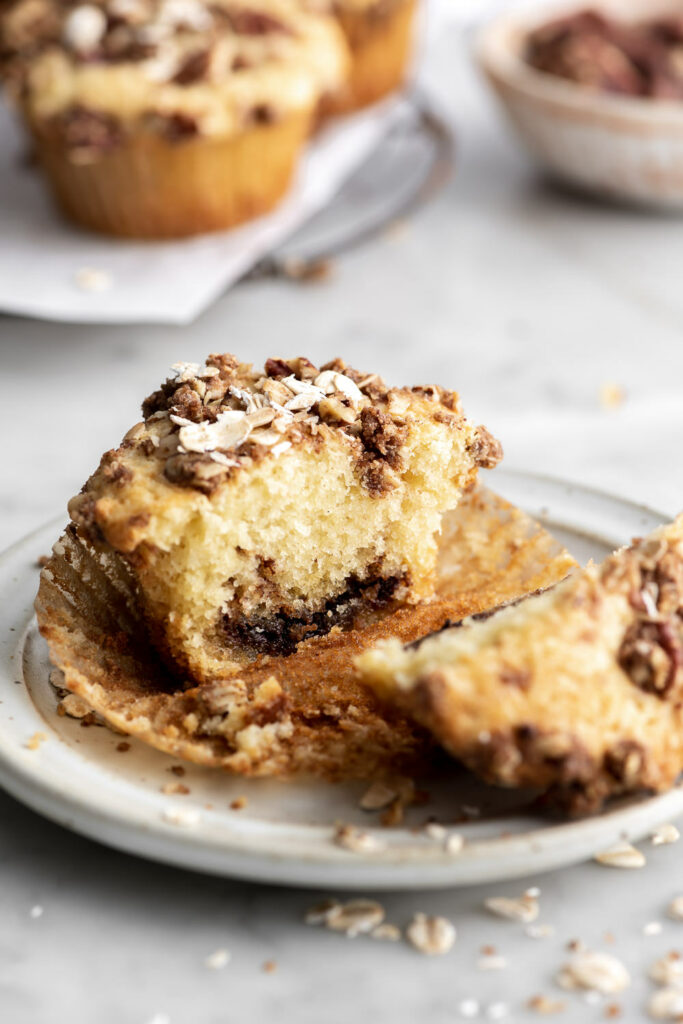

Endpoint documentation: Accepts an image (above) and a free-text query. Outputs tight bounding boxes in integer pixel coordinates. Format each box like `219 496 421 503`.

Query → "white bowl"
477 0 683 208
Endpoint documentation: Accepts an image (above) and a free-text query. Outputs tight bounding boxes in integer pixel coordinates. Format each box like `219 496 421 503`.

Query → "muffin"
0 0 349 237
358 517 683 813
322 0 418 115
36 476 575 780
63 353 502 682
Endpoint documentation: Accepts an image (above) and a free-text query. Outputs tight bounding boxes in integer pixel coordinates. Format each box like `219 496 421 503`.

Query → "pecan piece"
359 407 407 470
223 7 291 35
618 619 682 697
173 48 210 85
469 426 503 470
56 105 123 163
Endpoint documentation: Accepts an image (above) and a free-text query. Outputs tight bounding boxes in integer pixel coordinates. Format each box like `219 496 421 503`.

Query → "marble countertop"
3 17 683 1024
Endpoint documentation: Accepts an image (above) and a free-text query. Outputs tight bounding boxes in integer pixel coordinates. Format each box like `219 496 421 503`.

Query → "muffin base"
324 0 417 116
28 109 313 239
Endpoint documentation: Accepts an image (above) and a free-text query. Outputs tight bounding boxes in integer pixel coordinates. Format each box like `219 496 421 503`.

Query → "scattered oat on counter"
556 951 631 995
161 782 190 796
333 824 386 854
527 994 566 1015
230 796 247 810
325 900 385 938
204 948 230 970
74 267 112 292
604 1003 622 1019
650 953 683 986
116 741 131 753
168 765 185 777
279 257 333 284
652 824 680 846
485 1002 509 1020
406 913 456 956
25 731 47 751
526 924 556 939
304 899 341 926
262 960 277 973
161 807 200 828
371 923 401 942
594 842 646 869
485 893 539 924
477 953 508 971
648 987 683 1020
599 383 625 410
668 897 683 921
643 922 663 937
458 998 480 1019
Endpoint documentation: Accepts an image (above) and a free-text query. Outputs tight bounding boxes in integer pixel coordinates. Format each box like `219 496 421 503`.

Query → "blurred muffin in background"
321 0 418 115
0 0 349 238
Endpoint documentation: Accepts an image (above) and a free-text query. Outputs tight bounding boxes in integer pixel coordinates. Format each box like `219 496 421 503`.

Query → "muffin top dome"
0 0 349 138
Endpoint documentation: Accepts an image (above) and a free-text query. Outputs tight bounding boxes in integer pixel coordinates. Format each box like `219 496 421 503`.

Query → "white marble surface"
3 19 683 1024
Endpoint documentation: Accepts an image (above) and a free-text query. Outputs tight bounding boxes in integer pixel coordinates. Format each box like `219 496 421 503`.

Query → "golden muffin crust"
358 517 683 814
67 353 502 680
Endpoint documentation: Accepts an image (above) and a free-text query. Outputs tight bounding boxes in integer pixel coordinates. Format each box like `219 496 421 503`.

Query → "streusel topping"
131 353 501 496
1 0 348 140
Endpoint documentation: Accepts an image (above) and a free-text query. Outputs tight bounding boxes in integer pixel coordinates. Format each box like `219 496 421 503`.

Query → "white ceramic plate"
1 470 680 890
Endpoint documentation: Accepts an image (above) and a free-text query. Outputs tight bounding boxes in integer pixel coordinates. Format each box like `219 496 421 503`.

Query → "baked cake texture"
64 353 502 683
0 0 349 235
358 518 683 812
36 483 575 779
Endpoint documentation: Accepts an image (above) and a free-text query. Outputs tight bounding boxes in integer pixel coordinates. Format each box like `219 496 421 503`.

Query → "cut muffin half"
65 353 502 682
358 518 683 813
36 483 574 779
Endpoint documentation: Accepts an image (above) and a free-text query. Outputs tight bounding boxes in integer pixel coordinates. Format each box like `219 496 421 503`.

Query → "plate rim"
1 469 681 890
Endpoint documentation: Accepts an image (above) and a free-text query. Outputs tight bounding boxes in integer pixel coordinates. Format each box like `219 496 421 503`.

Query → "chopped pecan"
56 105 123 163
249 103 276 125
173 48 210 85
617 619 682 697
160 112 200 142
164 453 231 493
359 407 407 470
469 426 503 470
169 384 203 423
526 8 683 100
223 7 291 35
264 358 292 379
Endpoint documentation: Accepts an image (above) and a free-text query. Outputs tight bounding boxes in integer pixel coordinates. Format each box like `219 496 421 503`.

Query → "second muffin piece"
358 518 683 814
0 0 349 237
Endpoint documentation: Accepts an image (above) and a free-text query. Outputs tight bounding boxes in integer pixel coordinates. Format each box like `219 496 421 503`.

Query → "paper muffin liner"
324 0 418 115
27 108 313 239
35 485 575 781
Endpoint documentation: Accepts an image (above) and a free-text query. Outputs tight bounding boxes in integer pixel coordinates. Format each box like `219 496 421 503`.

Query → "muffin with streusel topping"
35 352 519 778
323 0 418 114
59 353 502 683
0 0 349 237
